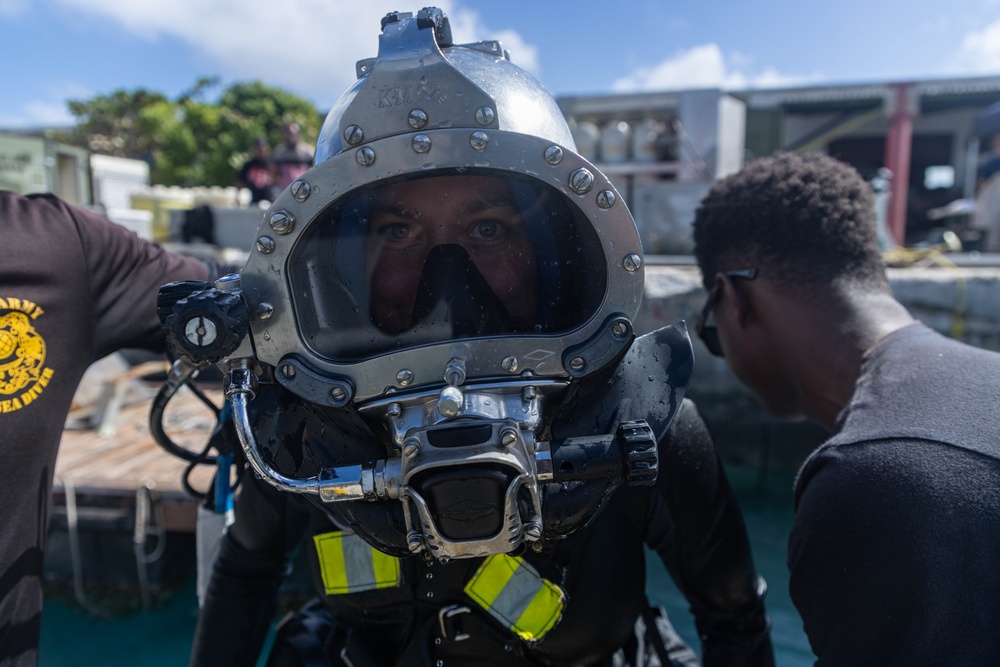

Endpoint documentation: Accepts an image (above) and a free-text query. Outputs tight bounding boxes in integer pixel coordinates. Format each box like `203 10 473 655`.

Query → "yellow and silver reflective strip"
313 531 401 595
463 554 565 642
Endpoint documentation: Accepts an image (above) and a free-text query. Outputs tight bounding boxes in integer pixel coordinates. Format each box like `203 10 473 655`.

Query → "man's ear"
717 273 755 329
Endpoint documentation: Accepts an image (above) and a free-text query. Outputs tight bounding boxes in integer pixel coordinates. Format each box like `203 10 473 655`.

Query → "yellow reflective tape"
465 554 520 606
313 531 401 595
464 554 565 642
314 532 350 594
512 577 565 641
371 548 401 590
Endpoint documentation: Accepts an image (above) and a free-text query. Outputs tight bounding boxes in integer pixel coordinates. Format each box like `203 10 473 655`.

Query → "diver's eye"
385 223 411 240
470 219 500 239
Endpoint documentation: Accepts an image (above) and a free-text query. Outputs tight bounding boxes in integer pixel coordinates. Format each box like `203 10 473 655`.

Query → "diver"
160 9 774 666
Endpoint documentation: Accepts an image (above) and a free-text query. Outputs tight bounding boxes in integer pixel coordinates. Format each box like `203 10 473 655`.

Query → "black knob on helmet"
618 420 658 486
157 280 212 328
162 287 249 363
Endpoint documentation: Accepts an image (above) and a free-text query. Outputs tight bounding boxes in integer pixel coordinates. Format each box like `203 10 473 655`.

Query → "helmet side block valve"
546 419 657 486
160 282 249 364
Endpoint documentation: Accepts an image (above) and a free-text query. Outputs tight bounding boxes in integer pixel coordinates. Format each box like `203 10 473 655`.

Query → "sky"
2 0 1000 129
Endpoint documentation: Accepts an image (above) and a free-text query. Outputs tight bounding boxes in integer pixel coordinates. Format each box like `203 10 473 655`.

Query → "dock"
53 371 221 534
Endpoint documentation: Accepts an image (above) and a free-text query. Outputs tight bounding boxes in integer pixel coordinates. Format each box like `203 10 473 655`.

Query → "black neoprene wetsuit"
190 398 774 667
789 322 1000 665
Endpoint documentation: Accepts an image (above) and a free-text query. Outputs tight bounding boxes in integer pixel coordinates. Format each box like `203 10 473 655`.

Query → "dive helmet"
157 7 692 562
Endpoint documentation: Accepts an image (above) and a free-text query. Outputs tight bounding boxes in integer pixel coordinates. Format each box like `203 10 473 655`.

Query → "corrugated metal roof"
736 76 1000 109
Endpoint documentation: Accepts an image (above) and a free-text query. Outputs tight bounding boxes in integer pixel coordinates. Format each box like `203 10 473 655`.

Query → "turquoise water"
38 463 814 666
648 464 816 666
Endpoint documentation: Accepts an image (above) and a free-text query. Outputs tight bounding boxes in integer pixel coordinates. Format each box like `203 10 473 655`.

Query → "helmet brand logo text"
378 77 446 108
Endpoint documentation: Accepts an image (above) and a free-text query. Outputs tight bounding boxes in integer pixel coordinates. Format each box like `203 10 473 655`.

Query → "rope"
882 238 968 339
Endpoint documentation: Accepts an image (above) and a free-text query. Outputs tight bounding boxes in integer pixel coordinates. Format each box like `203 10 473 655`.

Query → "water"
38 463 814 666
646 463 816 666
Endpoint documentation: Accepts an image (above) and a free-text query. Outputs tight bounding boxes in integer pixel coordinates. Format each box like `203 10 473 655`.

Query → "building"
557 75 1000 253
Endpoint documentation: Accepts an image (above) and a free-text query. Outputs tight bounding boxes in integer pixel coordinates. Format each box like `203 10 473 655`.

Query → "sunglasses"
694 268 758 357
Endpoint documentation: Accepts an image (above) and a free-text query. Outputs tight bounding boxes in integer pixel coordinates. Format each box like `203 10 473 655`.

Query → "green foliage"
60 79 322 187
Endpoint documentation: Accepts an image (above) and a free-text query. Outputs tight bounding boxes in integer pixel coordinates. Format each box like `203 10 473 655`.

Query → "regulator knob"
157 280 211 327
162 287 249 363
617 420 658 486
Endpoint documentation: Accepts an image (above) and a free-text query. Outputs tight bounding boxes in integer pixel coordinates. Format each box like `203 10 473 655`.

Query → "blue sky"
2 0 1000 129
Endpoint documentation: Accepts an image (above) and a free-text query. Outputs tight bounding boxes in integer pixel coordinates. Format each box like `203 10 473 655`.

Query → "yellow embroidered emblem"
0 297 54 413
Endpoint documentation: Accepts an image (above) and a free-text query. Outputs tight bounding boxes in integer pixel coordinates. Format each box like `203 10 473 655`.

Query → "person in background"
235 137 276 205
692 151 1000 666
0 191 233 667
272 122 314 195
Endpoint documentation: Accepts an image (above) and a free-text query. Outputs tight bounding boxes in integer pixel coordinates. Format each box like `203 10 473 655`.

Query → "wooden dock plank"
54 383 223 531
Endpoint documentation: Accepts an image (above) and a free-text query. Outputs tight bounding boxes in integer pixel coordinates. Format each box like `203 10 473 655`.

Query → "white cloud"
446 6 540 75
23 100 77 127
0 101 76 129
51 0 539 109
611 43 816 93
0 0 29 16
0 82 92 129
953 17 1000 72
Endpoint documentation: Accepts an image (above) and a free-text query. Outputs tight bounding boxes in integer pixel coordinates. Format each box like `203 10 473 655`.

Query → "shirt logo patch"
0 297 54 413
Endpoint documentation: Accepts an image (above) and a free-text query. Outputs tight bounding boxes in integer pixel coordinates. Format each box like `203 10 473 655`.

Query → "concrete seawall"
637 263 1000 473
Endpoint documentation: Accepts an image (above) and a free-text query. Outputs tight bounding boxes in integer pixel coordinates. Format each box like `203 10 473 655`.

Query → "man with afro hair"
692 151 1000 665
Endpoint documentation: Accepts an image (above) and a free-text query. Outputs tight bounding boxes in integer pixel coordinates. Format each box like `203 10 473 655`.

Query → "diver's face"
368 174 539 334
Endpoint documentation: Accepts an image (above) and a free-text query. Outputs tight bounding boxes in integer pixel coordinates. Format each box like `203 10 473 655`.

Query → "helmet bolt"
569 168 594 194
403 440 421 458
469 131 489 151
437 386 463 418
624 253 643 272
330 386 347 403
408 109 428 129
569 356 586 372
612 321 630 338
501 356 518 373
596 189 616 209
544 145 564 165
291 180 311 202
344 124 364 146
279 364 296 379
269 210 295 234
396 369 414 386
256 236 276 254
387 402 402 417
412 134 431 154
356 146 376 167
522 385 537 401
475 106 495 126
256 302 274 320
407 532 424 553
525 520 543 540
500 428 519 447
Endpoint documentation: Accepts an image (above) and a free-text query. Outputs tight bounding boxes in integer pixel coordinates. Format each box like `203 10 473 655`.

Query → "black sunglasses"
694 268 758 357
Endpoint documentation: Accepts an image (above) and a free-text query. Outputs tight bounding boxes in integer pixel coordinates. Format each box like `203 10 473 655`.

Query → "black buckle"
438 604 472 642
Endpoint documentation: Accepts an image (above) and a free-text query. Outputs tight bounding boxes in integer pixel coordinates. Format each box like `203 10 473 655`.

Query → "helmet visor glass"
288 170 608 361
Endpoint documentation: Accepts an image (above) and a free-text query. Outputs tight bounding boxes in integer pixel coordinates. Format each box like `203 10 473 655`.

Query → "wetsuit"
0 191 216 666
191 399 774 666
790 323 1000 665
